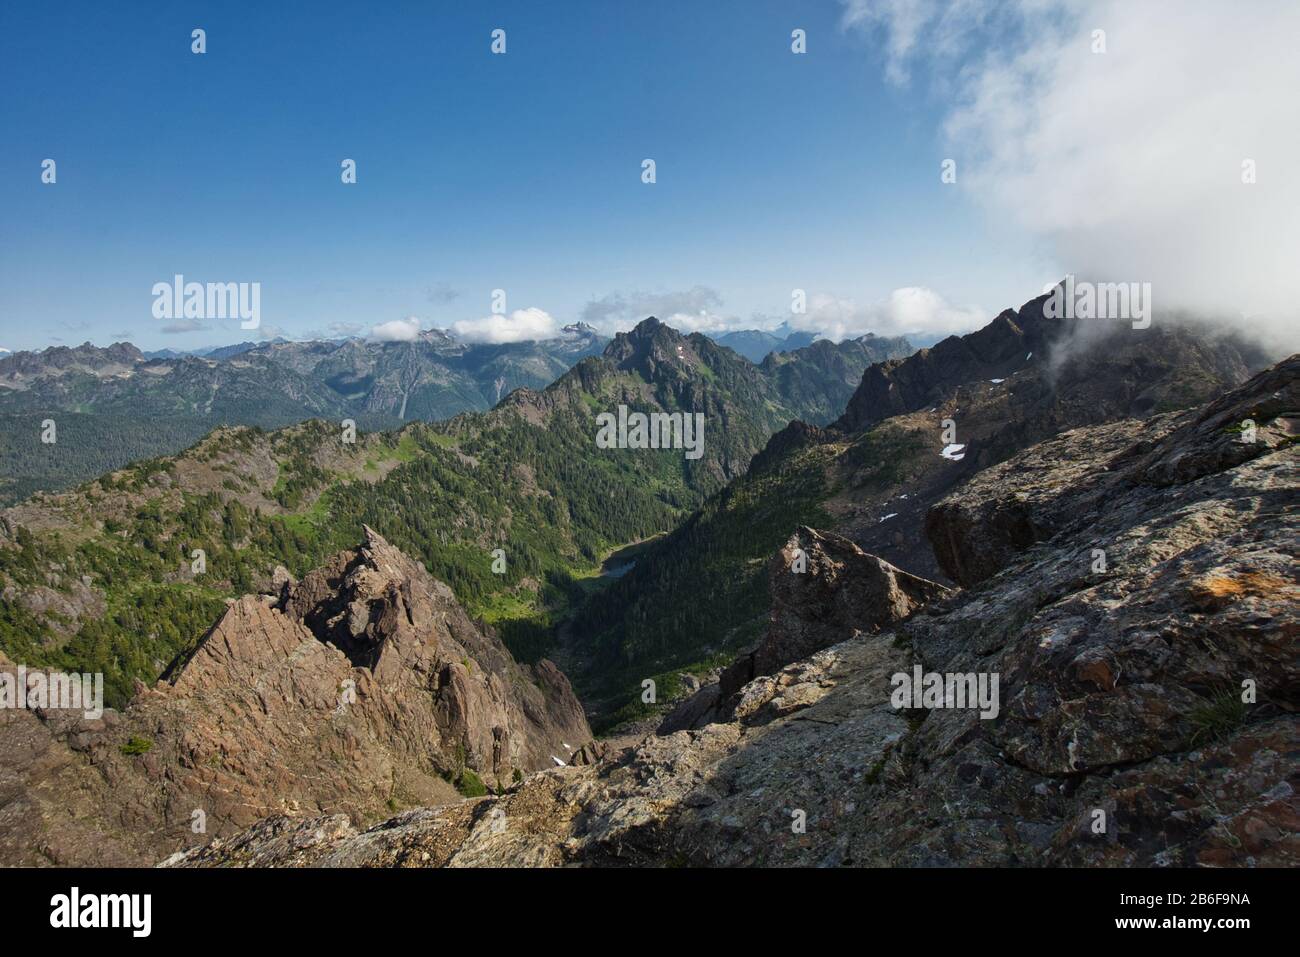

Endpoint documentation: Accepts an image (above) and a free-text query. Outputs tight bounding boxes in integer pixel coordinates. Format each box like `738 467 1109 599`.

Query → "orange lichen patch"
1190 571 1295 609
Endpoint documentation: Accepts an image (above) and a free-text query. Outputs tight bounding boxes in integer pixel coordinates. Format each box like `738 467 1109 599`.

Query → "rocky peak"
602 316 694 375
0 340 145 381
832 289 1263 435
718 526 949 703
832 295 1049 432
0 530 592 866
661 526 949 731
277 524 438 667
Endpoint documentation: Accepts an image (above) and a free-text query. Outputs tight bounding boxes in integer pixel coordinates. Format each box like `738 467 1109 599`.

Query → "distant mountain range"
0 324 606 504
709 326 820 362
0 323 609 425
0 323 915 505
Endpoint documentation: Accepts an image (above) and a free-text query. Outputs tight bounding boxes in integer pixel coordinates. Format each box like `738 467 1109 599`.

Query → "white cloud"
370 316 423 342
658 310 741 334
451 307 560 344
841 0 944 85
841 0 1300 352
789 287 987 341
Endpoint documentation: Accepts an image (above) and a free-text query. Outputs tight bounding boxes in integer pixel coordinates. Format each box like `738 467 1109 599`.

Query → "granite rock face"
170 356 1296 868
0 527 591 866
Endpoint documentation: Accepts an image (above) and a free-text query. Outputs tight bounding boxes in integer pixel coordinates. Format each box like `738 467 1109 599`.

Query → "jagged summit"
602 316 694 371
0 530 591 866
0 340 145 381
833 290 1263 433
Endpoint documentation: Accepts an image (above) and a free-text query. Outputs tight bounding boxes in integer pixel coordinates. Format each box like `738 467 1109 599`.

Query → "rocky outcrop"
175 356 1297 868
0 528 591 866
729 529 945 707
661 526 946 733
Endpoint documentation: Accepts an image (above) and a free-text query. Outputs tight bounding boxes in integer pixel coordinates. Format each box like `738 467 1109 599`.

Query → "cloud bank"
580 284 986 341
370 317 423 342
451 307 559 344
841 0 1300 352
788 287 987 341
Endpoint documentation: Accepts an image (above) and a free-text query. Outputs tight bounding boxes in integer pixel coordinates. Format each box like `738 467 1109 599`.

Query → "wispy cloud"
425 282 460 304
255 324 287 341
580 286 732 333
161 318 210 334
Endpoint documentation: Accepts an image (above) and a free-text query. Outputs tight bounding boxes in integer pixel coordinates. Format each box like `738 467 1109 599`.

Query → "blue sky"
4 1 1290 353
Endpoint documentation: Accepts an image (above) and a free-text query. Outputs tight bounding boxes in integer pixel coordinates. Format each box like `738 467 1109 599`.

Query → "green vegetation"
119 735 154 756
572 440 839 721
0 413 212 507
454 768 489 798
863 757 887 785
0 407 703 708
595 652 734 733
1188 688 1248 745
565 419 929 726
842 426 927 490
